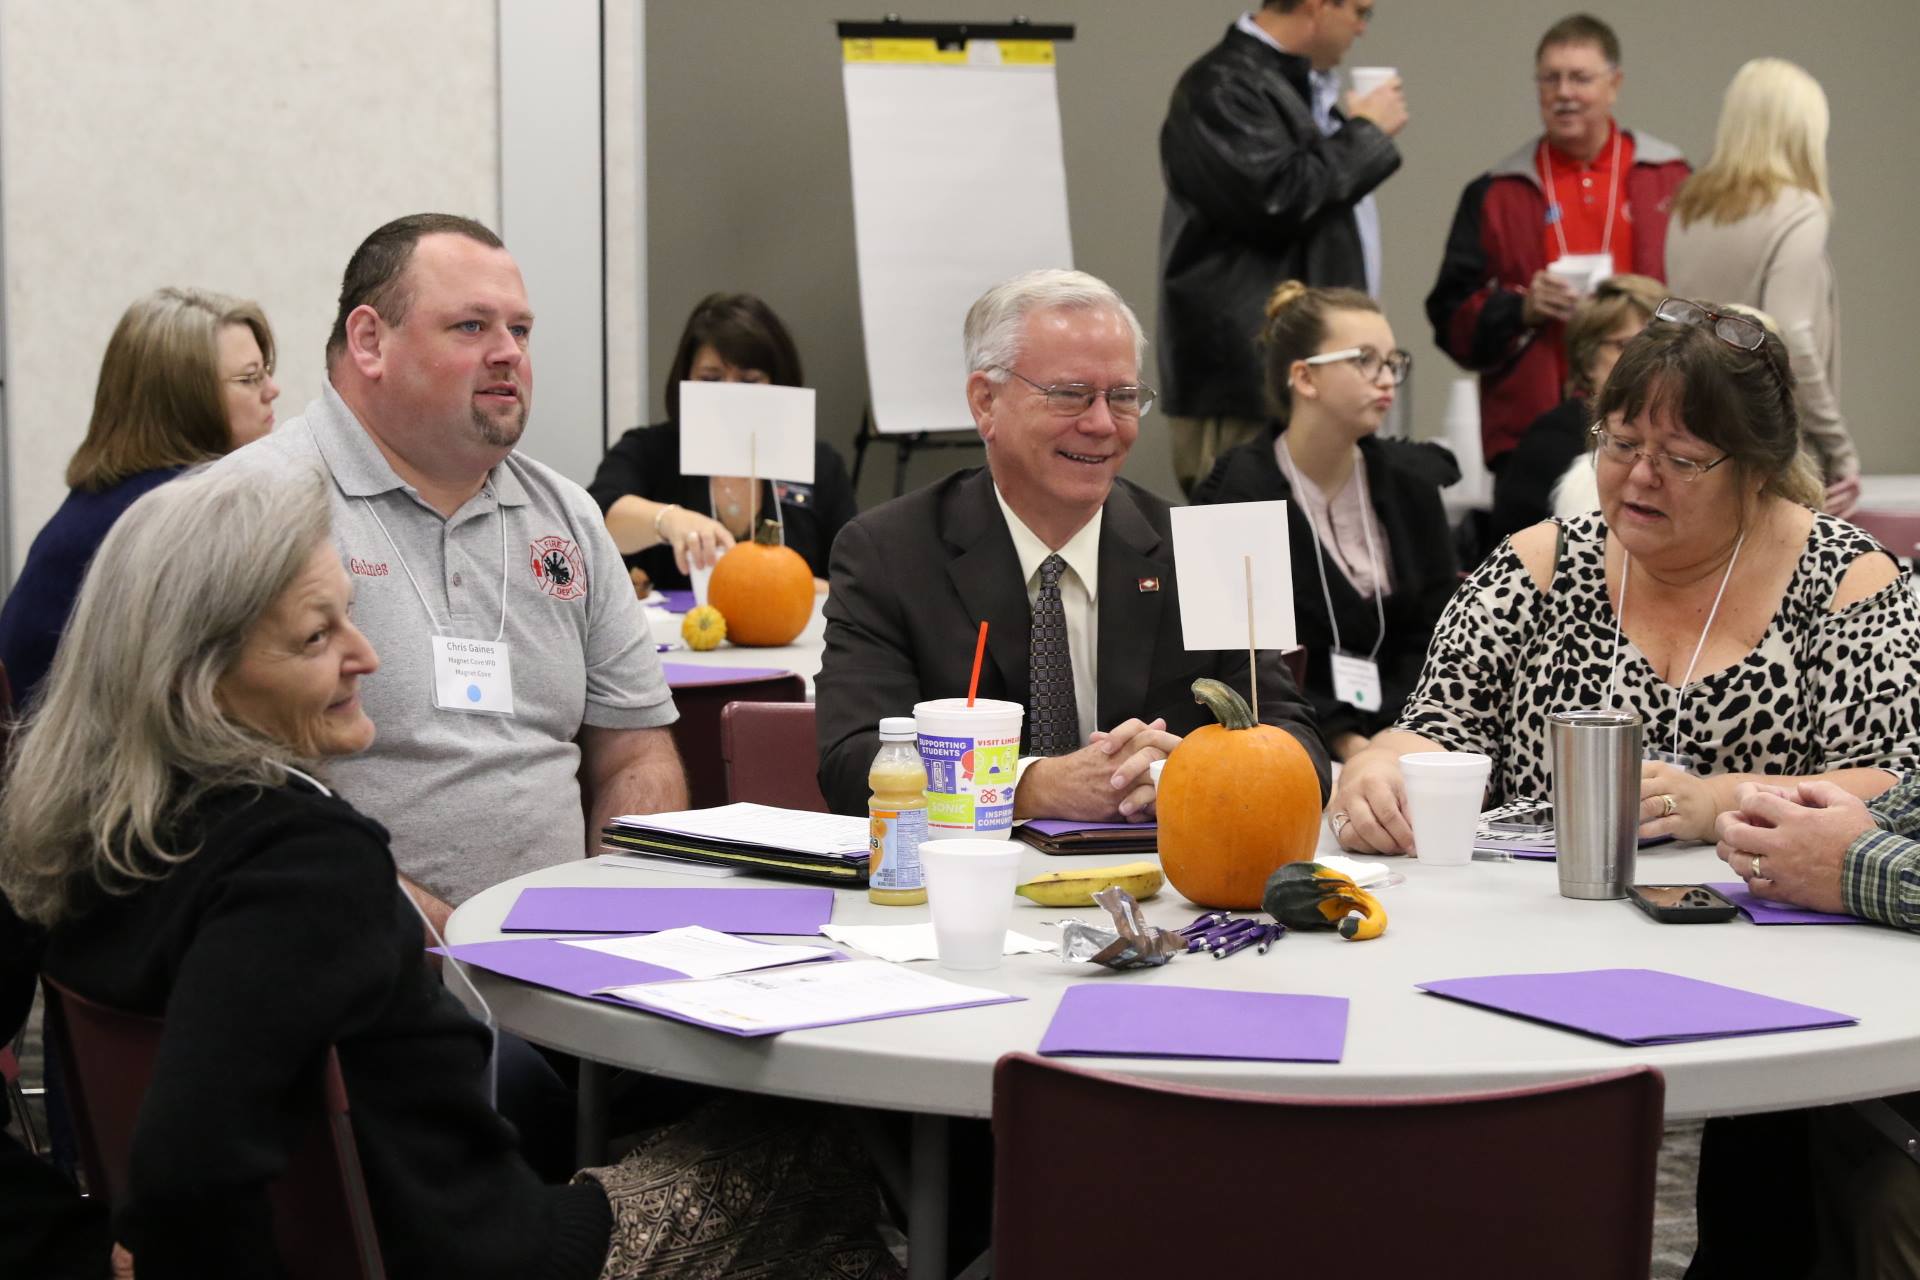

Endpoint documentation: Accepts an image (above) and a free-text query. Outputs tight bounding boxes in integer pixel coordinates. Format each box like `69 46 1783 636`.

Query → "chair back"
41 976 386 1279
1848 508 1920 559
667 671 806 808
992 1053 1662 1280
721 701 828 812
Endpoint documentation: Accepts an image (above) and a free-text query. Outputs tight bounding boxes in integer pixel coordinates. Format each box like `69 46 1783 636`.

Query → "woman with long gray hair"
0 464 900 1279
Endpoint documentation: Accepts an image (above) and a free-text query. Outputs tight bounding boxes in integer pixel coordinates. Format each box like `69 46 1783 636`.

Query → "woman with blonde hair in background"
1666 57 1860 516
0 286 280 712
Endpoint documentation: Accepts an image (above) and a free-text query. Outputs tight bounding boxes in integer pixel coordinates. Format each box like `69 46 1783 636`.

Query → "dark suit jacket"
815 467 1330 816
1193 429 1460 745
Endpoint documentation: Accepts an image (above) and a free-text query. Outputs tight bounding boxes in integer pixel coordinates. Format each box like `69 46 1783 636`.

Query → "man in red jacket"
1425 13 1688 467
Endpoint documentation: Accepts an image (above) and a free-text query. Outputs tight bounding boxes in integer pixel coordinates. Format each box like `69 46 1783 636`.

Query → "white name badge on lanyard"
1330 652 1383 712
431 636 516 716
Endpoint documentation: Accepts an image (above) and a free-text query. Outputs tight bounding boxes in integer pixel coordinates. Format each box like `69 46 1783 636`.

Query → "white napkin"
1313 853 1396 889
819 922 1055 962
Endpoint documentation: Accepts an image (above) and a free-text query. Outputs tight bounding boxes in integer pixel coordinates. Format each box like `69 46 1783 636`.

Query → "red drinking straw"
966 621 989 706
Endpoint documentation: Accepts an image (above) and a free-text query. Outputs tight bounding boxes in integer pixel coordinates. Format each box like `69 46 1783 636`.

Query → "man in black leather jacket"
1157 0 1406 495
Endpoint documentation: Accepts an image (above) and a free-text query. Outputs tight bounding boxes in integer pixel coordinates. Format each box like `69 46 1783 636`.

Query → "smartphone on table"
1628 884 1738 923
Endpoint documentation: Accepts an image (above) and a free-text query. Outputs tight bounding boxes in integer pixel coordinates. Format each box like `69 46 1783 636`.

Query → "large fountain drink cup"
913 698 1024 838
1550 709 1642 899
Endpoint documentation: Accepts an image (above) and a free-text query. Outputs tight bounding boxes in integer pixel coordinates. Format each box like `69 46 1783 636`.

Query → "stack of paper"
601 960 1019 1037
601 803 871 884
436 926 836 999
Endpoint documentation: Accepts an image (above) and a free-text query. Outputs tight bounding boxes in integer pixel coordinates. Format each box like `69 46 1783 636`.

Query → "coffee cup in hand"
1349 66 1399 98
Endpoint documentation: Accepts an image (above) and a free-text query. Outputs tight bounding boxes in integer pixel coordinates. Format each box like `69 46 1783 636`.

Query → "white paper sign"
677 382 816 483
843 60 1075 435
1169 502 1297 651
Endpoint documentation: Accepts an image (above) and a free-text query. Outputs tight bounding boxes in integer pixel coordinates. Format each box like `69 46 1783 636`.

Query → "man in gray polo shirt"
227 213 684 929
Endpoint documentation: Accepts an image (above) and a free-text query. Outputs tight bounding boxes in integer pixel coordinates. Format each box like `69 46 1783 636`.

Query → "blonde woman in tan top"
1666 57 1858 516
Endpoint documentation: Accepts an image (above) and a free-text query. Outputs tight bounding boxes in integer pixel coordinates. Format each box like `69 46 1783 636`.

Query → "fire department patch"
529 535 586 601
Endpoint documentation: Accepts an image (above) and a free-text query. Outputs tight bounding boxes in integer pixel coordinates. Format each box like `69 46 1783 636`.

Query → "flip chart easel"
837 16 1076 495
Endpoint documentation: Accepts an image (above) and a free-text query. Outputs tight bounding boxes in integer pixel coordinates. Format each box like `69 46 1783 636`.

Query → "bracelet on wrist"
653 503 681 542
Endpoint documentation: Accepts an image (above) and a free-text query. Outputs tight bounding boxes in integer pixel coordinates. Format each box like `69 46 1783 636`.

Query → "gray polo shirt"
220 383 677 903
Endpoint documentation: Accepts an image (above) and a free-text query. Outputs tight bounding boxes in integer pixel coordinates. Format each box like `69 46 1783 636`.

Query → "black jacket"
1488 398 1591 546
587 422 858 590
1156 25 1401 419
815 467 1330 816
1193 429 1460 744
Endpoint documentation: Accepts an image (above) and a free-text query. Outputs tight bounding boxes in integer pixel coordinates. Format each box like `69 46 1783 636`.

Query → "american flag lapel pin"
1137 576 1161 593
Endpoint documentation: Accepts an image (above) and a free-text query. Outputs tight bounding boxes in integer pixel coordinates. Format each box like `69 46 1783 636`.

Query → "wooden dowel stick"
1245 554 1259 723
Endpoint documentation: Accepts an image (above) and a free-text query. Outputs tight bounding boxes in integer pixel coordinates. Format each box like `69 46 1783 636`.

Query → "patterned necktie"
1028 553 1080 756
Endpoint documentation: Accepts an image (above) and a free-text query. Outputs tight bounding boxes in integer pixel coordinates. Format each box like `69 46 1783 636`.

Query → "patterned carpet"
7 998 1706 1276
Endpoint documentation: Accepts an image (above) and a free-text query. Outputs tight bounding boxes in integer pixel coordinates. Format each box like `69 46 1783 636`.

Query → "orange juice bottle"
868 717 929 906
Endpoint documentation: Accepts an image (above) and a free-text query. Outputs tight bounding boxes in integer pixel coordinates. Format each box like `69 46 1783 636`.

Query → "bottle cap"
878 716 917 739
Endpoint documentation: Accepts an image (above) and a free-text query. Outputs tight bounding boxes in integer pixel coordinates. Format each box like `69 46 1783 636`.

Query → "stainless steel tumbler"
1549 709 1642 900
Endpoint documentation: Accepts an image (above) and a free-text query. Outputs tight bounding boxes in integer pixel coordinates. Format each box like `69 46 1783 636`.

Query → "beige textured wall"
643 1 1920 508
1 1 499 571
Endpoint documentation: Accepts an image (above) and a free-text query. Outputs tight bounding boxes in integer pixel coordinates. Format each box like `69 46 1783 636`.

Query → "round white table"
646 595 827 691
447 838 1919 1277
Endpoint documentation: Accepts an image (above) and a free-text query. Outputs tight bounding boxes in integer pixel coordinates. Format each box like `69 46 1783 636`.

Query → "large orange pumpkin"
707 521 814 646
1156 678 1322 908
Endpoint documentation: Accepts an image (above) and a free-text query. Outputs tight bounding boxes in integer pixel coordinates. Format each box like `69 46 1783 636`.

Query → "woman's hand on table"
1327 746 1415 854
1713 780 1876 914
659 506 735 574
1637 762 1718 843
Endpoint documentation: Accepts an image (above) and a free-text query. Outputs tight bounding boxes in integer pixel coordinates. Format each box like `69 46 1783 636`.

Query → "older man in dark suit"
816 268 1329 819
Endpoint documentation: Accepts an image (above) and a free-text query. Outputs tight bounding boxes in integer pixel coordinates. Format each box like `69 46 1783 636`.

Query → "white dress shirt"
994 485 1101 752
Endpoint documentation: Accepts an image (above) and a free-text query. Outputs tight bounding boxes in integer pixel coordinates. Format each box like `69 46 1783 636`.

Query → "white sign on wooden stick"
676 382 817 482
1169 502 1297 651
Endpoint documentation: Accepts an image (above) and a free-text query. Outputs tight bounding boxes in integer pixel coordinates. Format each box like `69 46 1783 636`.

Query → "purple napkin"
1037 984 1348 1062
659 662 794 686
1706 882 1866 926
1417 968 1857 1045
1022 819 1159 837
437 937 687 997
500 886 834 935
660 589 697 613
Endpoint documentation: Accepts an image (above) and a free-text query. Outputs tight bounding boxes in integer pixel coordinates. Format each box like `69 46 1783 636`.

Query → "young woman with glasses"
1667 58 1859 517
1328 300 1920 854
1192 281 1458 762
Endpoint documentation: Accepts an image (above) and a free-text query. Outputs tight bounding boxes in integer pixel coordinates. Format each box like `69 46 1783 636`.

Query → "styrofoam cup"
1349 66 1398 97
688 561 714 608
921 838 1023 970
1150 759 1165 790
913 698 1024 839
1547 253 1613 297
1401 751 1492 866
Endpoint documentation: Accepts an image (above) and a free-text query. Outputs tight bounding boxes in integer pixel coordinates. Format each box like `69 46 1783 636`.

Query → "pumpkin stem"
1192 678 1257 731
753 518 785 548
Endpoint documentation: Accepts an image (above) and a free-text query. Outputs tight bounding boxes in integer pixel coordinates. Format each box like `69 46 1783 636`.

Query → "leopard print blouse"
1398 512 1920 805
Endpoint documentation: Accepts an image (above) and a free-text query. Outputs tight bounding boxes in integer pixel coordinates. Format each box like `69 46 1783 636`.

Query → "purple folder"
659 589 697 613
500 886 834 935
437 937 690 998
1417 968 1857 1045
1022 819 1159 837
1037 984 1348 1062
659 662 794 686
1706 882 1866 926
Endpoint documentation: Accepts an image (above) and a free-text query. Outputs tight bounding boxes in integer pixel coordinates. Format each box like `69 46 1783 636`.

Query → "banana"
1014 861 1164 907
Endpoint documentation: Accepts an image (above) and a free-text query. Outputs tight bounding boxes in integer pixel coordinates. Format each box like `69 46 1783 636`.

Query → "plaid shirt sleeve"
1841 774 1920 931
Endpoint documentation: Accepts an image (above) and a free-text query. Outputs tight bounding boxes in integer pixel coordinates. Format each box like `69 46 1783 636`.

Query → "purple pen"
1213 931 1261 960
1200 920 1260 951
1256 923 1285 954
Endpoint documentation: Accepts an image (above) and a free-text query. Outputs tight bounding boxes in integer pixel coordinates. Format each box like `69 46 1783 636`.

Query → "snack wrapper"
1059 886 1184 969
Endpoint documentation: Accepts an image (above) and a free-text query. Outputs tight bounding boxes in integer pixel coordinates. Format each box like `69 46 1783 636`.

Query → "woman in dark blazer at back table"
589 293 857 592
1193 281 1458 763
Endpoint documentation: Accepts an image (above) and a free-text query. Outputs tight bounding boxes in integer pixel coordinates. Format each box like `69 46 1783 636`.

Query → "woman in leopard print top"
1330 302 1920 855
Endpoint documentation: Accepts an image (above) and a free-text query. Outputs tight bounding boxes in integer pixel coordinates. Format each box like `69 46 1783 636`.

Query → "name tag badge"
431 636 515 716
1330 652 1383 712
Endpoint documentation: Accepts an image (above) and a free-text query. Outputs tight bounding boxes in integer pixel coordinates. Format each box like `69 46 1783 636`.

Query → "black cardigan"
1488 397 1591 546
1193 428 1460 743
41 780 609 1280
588 421 858 589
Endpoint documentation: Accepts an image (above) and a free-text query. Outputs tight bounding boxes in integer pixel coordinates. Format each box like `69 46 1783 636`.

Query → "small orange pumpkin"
706 520 814 646
1156 678 1322 909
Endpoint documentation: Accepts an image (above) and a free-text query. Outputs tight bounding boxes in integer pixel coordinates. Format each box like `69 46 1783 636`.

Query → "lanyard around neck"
1540 128 1623 261
1277 438 1387 663
362 496 510 644
1608 530 1747 761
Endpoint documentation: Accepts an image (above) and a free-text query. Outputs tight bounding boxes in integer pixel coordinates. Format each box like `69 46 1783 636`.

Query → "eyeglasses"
226 368 274 390
993 366 1156 419
1652 297 1767 352
1588 424 1731 483
1302 346 1412 386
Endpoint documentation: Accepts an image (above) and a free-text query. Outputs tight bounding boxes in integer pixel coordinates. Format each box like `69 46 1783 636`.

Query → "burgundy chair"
720 701 827 812
1846 508 1920 559
665 671 806 809
41 976 386 1279
992 1053 1663 1280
